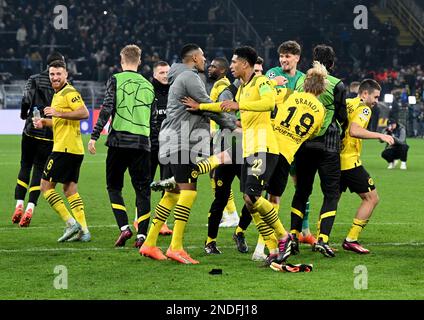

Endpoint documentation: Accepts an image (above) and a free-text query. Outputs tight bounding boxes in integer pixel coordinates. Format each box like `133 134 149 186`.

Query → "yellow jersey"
51 83 85 155
210 76 230 102
273 91 326 163
199 74 278 158
340 97 372 170
235 75 278 157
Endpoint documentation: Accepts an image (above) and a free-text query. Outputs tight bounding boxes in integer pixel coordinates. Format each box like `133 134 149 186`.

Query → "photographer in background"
381 119 409 170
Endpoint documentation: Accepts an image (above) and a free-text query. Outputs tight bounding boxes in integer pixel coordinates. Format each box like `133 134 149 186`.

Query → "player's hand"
273 76 288 86
20 110 28 120
233 127 242 135
44 106 59 117
33 118 43 129
220 101 239 112
88 139 96 155
380 134 395 145
181 96 200 111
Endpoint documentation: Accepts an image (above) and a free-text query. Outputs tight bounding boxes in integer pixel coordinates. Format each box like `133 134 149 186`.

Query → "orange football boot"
12 205 24 224
139 244 167 260
19 208 33 227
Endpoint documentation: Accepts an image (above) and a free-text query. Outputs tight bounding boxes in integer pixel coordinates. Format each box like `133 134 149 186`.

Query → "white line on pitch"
1 242 423 253
0 221 420 232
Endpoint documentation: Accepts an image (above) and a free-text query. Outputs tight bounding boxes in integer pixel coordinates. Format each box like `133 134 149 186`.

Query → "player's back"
159 63 211 158
272 91 326 164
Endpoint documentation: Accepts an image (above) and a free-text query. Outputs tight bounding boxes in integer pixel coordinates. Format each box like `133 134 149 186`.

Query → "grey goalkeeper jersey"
159 63 237 160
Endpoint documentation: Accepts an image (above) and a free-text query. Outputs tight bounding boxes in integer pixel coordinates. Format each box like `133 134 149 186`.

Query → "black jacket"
150 78 170 150
304 81 347 153
21 69 54 140
384 122 408 147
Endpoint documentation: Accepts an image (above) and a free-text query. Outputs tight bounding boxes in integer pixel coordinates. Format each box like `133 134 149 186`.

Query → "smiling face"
49 66 68 91
279 52 300 73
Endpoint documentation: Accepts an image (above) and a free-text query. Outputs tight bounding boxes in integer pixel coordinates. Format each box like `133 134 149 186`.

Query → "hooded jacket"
21 69 54 141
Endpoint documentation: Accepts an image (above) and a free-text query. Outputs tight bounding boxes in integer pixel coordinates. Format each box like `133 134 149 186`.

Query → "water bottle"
33 107 41 121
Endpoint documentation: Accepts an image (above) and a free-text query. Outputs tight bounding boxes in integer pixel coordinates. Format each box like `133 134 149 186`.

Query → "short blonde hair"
120 44 142 65
303 61 328 96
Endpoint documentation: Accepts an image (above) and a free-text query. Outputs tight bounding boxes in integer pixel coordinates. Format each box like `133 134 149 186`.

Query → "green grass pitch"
0 135 423 300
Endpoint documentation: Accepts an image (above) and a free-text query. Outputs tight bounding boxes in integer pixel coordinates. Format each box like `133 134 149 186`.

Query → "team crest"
217 180 223 187
368 177 374 186
191 170 199 179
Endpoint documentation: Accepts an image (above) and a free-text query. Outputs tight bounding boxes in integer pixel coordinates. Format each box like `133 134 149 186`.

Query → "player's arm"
150 97 158 135
396 125 407 144
180 73 225 112
237 78 275 112
20 77 35 120
33 118 53 128
349 107 394 145
88 77 116 154
91 77 116 139
334 81 348 126
44 104 89 120
181 96 227 113
182 74 237 130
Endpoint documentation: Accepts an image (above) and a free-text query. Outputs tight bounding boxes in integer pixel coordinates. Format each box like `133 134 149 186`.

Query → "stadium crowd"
1 0 424 135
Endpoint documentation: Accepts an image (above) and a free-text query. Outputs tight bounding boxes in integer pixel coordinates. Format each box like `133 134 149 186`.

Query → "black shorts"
340 166 376 194
42 152 84 184
163 152 199 184
241 152 279 197
266 154 291 197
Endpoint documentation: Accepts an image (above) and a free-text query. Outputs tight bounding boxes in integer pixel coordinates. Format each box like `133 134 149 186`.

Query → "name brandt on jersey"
294 98 321 113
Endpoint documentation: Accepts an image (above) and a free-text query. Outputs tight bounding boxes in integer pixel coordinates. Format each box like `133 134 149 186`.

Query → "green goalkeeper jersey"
266 67 304 91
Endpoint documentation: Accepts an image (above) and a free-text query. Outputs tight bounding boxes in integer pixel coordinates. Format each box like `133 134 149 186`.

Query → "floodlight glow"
408 96 417 105
384 94 394 103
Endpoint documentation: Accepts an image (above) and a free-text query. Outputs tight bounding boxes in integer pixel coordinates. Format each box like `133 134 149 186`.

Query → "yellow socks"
206 237 216 245
225 190 237 213
170 190 197 250
145 192 179 247
196 155 220 175
67 193 88 233
346 218 369 242
251 212 278 251
253 197 287 240
44 189 73 224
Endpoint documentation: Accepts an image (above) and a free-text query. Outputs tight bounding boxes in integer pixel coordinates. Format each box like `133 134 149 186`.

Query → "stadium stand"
0 0 423 135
